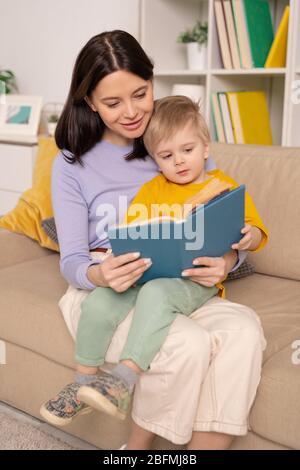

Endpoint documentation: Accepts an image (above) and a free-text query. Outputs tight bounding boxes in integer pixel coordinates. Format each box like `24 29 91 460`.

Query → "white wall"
0 0 140 103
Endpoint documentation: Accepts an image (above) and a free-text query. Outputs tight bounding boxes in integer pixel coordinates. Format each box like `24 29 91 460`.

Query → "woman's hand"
87 252 152 292
181 250 238 287
231 224 262 251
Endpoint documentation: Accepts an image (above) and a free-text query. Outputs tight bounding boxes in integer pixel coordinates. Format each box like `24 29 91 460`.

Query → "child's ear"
204 143 210 160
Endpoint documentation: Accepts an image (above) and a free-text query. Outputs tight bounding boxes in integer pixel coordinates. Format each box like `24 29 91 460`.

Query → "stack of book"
211 91 273 145
214 0 289 69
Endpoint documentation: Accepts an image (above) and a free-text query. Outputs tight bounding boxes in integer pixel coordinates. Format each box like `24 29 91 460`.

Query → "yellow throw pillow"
0 136 59 251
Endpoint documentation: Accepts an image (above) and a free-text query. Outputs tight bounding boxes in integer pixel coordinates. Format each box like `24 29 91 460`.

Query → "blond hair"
143 96 210 156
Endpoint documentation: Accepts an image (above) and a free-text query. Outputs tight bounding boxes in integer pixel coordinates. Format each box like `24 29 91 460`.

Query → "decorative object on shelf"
42 102 63 137
47 114 59 136
177 21 208 70
171 84 205 112
0 69 18 95
0 94 42 140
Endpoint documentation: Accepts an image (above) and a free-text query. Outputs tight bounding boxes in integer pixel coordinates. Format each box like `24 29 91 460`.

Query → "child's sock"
75 372 98 385
111 363 138 392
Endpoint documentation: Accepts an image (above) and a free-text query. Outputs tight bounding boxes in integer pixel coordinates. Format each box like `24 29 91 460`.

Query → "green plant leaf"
177 21 208 45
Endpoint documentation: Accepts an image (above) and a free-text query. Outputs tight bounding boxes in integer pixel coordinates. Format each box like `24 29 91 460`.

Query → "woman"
45 30 266 449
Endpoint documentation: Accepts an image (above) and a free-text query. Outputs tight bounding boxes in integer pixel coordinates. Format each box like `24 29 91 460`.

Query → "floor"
0 401 99 450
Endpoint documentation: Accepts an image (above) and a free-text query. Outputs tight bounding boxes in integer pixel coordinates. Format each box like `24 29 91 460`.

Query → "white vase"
47 122 57 137
186 42 207 70
171 84 206 111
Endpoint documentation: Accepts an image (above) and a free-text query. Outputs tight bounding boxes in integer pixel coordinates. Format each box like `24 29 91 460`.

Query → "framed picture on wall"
0 94 42 141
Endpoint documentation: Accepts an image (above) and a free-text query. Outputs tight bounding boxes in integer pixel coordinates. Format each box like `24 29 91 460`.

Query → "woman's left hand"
182 255 229 287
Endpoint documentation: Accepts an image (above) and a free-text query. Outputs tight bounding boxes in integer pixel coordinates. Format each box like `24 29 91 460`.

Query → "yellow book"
227 91 273 145
265 6 289 68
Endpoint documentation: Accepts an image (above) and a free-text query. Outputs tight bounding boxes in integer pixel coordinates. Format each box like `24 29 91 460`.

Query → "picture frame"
0 94 42 139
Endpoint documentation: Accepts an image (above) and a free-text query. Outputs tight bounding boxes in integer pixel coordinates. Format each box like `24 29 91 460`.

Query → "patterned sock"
75 372 99 385
111 364 138 392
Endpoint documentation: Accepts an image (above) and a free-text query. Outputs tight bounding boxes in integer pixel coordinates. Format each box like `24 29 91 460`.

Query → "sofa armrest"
0 229 56 270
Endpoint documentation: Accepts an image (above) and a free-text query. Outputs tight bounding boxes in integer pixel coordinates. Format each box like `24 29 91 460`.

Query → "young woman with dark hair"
56 30 151 163
40 30 266 450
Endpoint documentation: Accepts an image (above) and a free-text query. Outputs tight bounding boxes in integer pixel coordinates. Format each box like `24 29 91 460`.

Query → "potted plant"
0 69 18 94
47 114 59 136
177 21 208 70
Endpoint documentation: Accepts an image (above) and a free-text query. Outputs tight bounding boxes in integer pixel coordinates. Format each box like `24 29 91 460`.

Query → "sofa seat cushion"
250 344 300 449
226 274 300 448
0 255 75 368
226 273 300 362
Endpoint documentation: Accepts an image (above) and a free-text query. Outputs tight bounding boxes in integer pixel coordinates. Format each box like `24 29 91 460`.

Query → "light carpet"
0 410 79 450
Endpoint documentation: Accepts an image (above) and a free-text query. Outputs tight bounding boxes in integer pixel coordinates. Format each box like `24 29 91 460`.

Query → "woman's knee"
169 315 211 362
229 305 266 350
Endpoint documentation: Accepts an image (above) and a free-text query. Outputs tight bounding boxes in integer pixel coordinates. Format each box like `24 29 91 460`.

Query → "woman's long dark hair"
55 30 153 164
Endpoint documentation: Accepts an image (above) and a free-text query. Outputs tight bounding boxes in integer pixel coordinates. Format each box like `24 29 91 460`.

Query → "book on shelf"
242 0 274 68
226 91 273 145
265 6 290 68
231 0 253 68
211 93 226 143
214 0 233 69
217 0 274 69
222 0 241 69
218 93 235 144
108 184 245 284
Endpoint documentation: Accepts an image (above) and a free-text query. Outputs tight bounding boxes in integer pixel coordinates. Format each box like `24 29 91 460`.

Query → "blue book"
108 185 245 284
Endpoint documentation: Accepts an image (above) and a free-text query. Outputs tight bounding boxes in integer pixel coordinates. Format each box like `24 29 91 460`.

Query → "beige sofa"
0 143 299 450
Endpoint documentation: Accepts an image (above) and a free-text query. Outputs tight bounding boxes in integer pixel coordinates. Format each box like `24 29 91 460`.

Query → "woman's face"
88 70 154 146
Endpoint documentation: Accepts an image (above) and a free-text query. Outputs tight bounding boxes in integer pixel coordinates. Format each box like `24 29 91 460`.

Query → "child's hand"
231 224 254 251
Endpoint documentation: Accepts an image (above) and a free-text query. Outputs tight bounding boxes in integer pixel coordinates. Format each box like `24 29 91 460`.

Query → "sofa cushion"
0 255 74 368
225 274 300 449
226 274 300 362
41 217 58 245
250 344 300 449
211 143 300 281
0 230 54 270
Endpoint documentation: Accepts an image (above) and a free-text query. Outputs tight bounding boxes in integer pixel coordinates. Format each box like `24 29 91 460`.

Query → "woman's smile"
120 116 144 131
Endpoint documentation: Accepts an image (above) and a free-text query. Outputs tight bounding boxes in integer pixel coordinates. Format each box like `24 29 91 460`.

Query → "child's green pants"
76 278 217 371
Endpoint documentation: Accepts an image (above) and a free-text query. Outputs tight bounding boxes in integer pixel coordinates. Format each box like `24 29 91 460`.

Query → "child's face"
152 121 209 185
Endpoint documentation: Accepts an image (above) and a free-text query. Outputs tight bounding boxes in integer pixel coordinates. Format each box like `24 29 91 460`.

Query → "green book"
243 0 274 67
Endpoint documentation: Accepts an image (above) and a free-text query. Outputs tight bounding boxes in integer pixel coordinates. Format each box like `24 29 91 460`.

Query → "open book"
108 183 245 284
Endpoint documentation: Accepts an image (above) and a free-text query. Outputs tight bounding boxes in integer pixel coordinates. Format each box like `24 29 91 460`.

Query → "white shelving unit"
0 140 38 215
284 0 300 146
140 0 298 146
